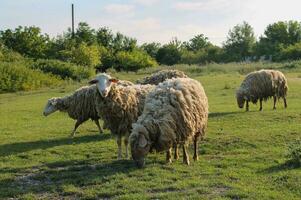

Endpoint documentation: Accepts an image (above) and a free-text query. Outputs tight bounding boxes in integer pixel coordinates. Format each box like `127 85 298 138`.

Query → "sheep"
136 69 188 85
89 73 155 159
43 85 103 137
43 80 134 137
236 69 288 111
129 77 209 168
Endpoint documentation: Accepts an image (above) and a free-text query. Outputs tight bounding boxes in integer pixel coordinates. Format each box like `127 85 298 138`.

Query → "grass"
0 64 301 199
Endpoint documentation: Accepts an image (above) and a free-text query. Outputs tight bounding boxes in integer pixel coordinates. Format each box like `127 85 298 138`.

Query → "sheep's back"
142 78 208 149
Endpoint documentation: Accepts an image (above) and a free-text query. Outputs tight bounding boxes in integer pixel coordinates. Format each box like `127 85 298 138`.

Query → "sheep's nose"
101 90 108 97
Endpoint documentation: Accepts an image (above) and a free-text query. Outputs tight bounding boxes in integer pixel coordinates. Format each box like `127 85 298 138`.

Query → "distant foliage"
0 46 24 62
59 42 101 67
30 59 94 80
0 62 62 92
279 42 301 61
115 50 157 71
0 26 50 58
223 21 256 61
286 139 301 166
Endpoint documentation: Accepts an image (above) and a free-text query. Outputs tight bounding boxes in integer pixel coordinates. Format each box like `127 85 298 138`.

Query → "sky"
0 0 301 46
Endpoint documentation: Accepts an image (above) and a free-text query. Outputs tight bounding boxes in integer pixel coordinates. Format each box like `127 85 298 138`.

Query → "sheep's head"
236 89 246 109
43 98 59 116
130 124 151 168
89 73 118 97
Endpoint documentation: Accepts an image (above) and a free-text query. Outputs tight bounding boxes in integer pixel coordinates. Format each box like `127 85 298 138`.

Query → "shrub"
286 139 301 166
115 50 157 71
0 61 62 92
0 46 24 62
280 42 301 60
30 59 94 80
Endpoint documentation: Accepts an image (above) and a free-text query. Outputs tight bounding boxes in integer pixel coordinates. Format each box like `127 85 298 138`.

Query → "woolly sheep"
136 69 188 85
129 77 208 168
43 80 133 137
89 73 155 159
236 69 288 111
43 85 103 137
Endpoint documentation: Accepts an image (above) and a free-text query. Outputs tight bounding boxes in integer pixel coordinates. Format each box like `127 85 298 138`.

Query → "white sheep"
43 85 103 137
89 73 155 159
129 78 209 167
136 69 188 85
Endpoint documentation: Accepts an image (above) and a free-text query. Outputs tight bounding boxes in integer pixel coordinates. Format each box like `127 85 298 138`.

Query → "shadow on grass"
209 111 241 118
0 159 137 198
0 134 112 157
260 161 300 174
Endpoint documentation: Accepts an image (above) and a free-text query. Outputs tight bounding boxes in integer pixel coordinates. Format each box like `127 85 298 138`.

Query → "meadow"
0 63 300 199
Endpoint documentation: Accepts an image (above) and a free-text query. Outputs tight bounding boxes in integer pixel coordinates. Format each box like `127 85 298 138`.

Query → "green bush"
0 61 62 92
286 139 301 166
0 47 24 62
30 59 94 80
280 42 301 61
115 50 157 71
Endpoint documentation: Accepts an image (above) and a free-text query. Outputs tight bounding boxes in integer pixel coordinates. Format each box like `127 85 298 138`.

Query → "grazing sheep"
89 73 155 159
43 80 133 137
129 78 208 168
43 85 103 137
136 69 188 85
236 69 288 111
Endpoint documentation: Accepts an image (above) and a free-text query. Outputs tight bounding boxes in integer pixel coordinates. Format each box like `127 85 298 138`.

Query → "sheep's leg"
94 120 103 134
273 96 277 110
166 148 172 164
283 97 287 108
259 98 263 111
174 143 179 160
124 135 129 159
193 135 199 161
183 144 190 165
71 120 82 137
116 135 122 160
246 101 249 112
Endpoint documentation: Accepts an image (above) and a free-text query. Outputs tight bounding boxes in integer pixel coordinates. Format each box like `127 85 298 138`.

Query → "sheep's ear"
138 134 147 148
88 79 99 85
109 78 119 83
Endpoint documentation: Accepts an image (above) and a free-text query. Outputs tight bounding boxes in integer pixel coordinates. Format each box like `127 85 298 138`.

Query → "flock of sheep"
43 69 288 168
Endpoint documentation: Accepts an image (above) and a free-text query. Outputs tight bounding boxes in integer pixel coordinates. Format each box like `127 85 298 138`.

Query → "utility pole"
71 3 75 38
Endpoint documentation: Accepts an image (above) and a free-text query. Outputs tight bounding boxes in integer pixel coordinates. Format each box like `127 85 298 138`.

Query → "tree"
0 26 50 58
183 34 211 52
256 21 301 58
96 27 114 48
59 42 101 67
156 43 182 65
223 21 256 61
141 42 161 58
74 22 96 45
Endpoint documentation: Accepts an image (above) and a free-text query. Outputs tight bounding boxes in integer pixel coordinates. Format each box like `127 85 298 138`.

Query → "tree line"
1 20 301 71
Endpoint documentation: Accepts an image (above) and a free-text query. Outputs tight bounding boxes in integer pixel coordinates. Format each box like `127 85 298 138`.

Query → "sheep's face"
89 73 118 97
237 96 245 108
43 98 59 116
131 133 151 168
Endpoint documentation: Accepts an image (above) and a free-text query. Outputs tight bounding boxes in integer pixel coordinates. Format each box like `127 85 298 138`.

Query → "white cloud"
133 0 160 6
104 3 135 14
173 0 243 12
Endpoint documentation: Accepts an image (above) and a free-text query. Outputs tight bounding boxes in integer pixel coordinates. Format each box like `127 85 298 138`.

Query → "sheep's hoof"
273 107 276 110
174 155 179 160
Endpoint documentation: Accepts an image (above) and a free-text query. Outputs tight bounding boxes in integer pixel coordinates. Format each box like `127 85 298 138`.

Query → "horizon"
0 0 301 46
